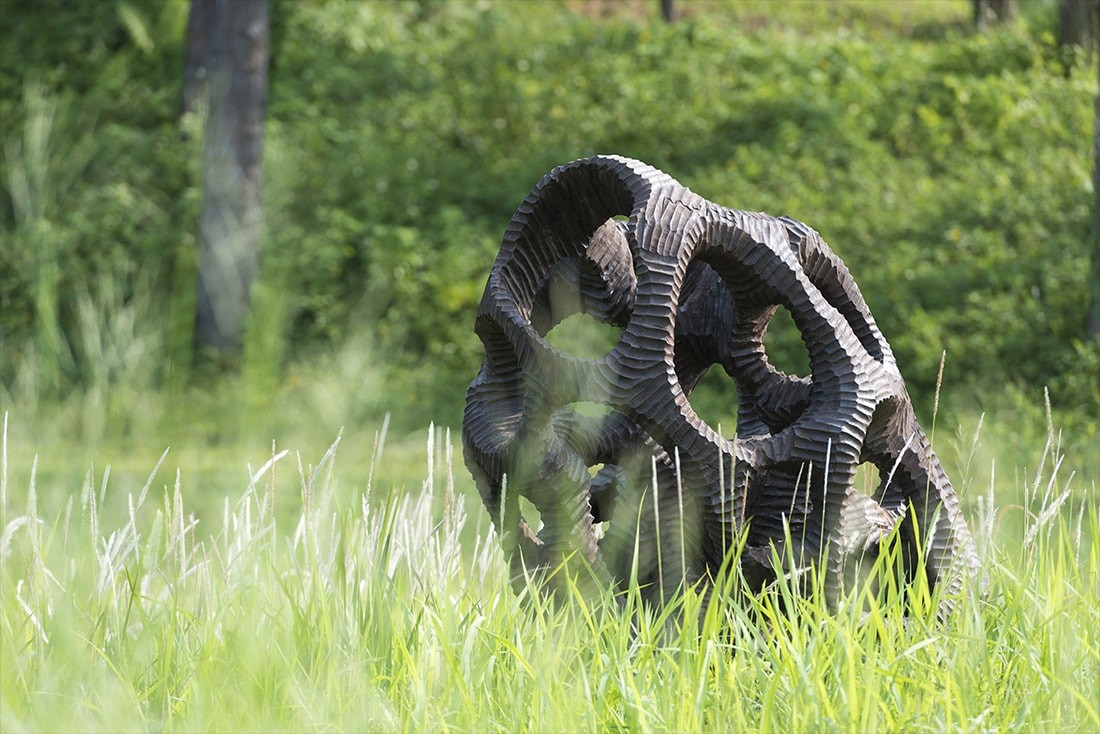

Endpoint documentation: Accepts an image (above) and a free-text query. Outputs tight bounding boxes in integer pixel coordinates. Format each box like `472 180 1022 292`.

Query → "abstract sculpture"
462 155 978 610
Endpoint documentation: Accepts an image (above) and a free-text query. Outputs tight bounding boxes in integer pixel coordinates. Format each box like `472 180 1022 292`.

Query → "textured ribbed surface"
462 155 979 611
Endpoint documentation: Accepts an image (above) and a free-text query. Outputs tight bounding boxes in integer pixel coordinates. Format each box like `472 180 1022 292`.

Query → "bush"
0 1 1095 428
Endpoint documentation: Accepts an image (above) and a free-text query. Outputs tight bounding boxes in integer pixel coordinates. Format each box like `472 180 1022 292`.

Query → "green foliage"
0 0 195 400
0 0 1096 430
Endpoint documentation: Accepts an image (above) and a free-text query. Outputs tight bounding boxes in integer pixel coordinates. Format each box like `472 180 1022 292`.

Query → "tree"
1089 49 1100 342
185 0 270 355
660 0 676 23
973 0 1015 29
1057 2 1100 340
1059 0 1100 52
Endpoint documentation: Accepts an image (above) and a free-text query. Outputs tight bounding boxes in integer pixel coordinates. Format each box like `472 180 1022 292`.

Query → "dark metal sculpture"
462 155 978 610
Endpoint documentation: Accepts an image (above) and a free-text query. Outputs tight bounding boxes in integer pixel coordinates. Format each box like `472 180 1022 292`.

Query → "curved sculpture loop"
462 155 978 610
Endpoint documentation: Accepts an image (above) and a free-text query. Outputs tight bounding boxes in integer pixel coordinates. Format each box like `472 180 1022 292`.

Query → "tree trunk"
1059 0 1100 51
973 0 1015 29
1088 50 1100 342
660 0 676 23
188 0 270 354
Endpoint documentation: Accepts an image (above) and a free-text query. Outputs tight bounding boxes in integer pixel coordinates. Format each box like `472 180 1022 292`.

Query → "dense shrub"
1 1 1095 427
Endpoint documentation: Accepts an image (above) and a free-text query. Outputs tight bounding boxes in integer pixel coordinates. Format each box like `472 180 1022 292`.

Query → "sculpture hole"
546 312 623 359
764 305 811 377
856 463 879 497
519 496 543 533
568 401 614 419
686 364 739 438
588 462 611 539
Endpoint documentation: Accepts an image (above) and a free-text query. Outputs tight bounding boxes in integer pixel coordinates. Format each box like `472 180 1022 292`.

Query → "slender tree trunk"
1056 4 1099 339
187 0 270 354
183 0 211 117
1059 0 1100 51
1088 50 1100 342
660 0 676 23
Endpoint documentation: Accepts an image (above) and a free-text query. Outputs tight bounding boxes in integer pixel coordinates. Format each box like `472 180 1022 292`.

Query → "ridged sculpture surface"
462 155 978 609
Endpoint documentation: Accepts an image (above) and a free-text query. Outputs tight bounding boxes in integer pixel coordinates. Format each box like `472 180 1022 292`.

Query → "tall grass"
1 410 1097 732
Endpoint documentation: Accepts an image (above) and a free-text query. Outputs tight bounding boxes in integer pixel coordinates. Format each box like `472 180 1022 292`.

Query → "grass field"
1 400 1097 732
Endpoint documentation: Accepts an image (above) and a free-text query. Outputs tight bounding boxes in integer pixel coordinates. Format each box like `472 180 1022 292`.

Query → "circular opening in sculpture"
531 231 633 361
763 304 811 378
684 364 739 439
855 462 880 497
588 461 612 540
559 400 615 418
518 496 543 534
545 313 623 360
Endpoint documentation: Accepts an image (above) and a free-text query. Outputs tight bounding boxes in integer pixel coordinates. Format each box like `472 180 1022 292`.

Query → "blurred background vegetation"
0 0 1097 516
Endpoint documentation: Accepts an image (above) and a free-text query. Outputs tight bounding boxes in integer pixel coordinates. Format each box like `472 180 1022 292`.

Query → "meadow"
2 0 1099 730
1 396 1098 732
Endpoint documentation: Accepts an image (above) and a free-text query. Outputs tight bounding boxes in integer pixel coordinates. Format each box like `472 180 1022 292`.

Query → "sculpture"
462 155 978 611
